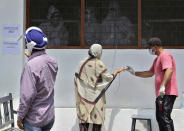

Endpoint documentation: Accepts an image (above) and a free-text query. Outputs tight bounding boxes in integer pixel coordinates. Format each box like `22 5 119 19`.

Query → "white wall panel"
46 49 183 108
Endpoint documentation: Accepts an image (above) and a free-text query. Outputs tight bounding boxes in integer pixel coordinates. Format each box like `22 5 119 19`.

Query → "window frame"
26 0 184 49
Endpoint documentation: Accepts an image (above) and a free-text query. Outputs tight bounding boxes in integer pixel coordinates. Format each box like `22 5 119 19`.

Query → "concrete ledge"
52 108 184 131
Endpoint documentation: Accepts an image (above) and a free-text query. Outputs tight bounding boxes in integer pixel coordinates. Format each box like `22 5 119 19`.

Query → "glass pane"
85 0 138 46
142 0 184 46
30 0 81 47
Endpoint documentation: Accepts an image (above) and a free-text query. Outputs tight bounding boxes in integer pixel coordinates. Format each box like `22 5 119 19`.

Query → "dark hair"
88 50 95 58
32 49 45 53
147 37 162 47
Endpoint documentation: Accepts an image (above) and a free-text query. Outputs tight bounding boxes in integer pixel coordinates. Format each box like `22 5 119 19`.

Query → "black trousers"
155 95 176 131
79 123 102 131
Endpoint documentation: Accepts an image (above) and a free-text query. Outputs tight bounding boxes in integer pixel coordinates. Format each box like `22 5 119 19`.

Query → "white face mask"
149 49 156 55
24 34 47 57
26 41 36 56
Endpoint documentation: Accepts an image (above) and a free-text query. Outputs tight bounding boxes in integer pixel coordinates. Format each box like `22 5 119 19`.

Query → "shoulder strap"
78 57 93 78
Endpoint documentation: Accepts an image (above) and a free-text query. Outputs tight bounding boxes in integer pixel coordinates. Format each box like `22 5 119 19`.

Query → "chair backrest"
0 93 15 129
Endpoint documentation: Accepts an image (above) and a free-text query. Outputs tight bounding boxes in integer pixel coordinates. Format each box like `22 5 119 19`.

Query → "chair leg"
147 119 152 131
131 119 136 131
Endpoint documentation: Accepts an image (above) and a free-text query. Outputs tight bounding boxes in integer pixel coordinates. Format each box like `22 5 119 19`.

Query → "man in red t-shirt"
127 37 178 131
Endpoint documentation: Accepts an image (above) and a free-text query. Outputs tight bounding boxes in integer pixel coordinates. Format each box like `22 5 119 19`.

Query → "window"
142 0 184 47
85 0 137 46
29 0 81 47
27 0 184 48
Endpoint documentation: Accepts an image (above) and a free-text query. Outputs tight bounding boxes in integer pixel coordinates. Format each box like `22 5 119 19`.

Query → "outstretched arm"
113 67 126 77
127 66 154 78
135 71 154 78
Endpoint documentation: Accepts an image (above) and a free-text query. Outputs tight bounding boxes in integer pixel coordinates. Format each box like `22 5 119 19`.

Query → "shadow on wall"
71 118 79 131
106 108 120 131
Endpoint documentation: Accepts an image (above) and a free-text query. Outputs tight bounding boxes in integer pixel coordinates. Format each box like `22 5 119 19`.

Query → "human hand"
126 66 135 75
17 120 24 130
113 67 126 77
117 67 126 73
159 85 165 96
25 52 30 57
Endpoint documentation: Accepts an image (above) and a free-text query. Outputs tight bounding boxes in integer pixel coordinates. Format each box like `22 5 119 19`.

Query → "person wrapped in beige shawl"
74 44 125 131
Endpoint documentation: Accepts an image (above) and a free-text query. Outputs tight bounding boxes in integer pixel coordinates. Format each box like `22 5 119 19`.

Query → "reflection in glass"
30 0 81 47
85 7 101 45
39 5 69 46
101 0 135 46
85 0 137 46
142 0 184 46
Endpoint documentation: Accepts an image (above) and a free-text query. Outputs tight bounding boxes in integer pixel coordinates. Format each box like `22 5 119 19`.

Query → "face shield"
17 27 47 57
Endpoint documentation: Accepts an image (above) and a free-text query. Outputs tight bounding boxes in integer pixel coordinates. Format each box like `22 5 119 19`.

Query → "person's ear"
154 45 158 50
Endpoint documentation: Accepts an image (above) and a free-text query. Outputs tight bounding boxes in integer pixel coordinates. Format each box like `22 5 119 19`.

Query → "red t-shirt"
150 50 178 98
